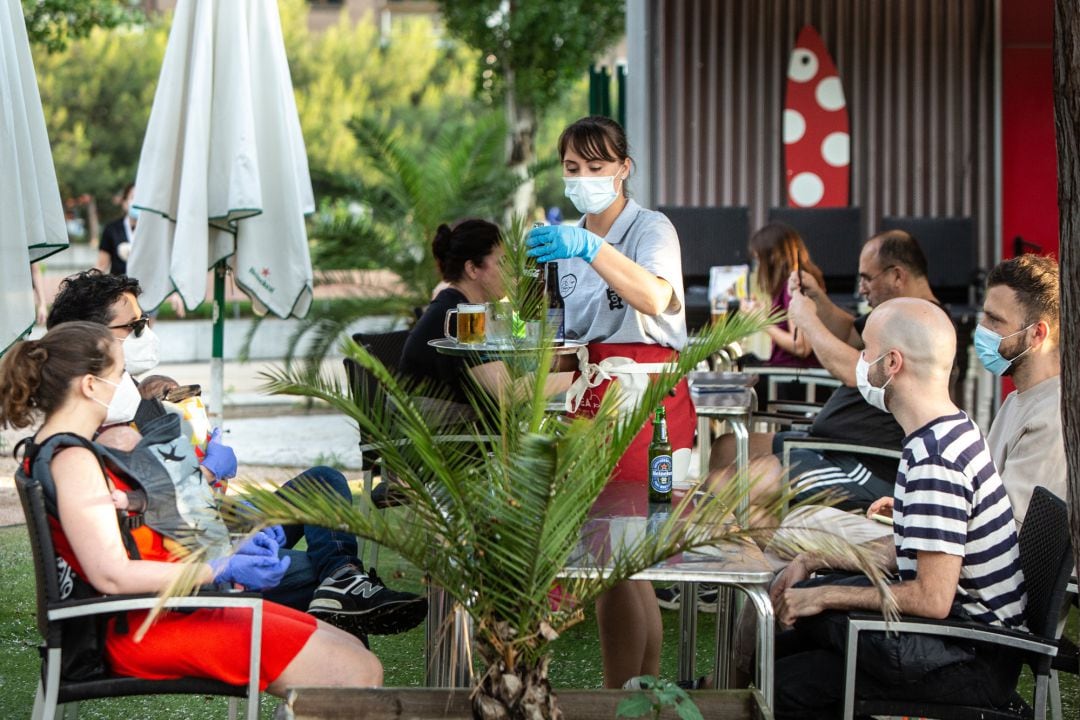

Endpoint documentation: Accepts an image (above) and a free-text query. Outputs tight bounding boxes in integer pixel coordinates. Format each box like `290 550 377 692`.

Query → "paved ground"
0 358 367 526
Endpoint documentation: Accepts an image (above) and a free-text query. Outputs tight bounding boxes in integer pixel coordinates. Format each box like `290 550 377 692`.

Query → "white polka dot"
790 172 825 207
783 109 806 144
788 49 819 82
821 131 850 166
815 76 845 111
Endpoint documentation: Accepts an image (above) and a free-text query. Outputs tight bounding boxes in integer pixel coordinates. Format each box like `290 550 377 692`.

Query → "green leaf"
615 693 654 718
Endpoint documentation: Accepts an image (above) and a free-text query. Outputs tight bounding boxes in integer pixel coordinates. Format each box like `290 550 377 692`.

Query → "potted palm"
209 227 894 719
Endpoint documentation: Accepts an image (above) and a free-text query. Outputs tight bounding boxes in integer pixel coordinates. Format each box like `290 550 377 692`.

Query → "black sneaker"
308 565 427 636
370 481 410 508
655 584 682 610
696 585 720 613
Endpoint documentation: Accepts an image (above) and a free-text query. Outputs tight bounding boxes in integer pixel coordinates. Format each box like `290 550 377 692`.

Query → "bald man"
768 298 1027 720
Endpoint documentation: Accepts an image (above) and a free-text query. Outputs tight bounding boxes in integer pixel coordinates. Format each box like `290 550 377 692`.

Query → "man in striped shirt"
769 298 1027 719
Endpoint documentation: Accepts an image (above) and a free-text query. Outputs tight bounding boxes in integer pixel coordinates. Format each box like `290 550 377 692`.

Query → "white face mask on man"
122 326 160 376
855 351 893 413
93 371 142 425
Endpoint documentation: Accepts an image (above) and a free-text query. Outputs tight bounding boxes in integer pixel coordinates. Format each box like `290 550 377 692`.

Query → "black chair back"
345 330 410 400
658 206 750 287
15 471 60 646
1017 486 1073 640
880 216 978 306
768 207 863 295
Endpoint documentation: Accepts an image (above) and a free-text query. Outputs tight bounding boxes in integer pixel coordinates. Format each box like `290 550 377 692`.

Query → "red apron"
569 342 695 484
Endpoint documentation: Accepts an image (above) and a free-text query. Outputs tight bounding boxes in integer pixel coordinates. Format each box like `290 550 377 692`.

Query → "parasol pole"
210 260 226 429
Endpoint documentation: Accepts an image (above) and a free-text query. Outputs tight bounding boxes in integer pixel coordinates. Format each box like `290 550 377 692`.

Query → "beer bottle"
523 222 545 323
546 261 565 345
648 406 673 502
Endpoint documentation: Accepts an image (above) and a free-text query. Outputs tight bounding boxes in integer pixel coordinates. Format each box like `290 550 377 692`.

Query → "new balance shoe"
654 584 682 610
696 585 719 613
654 583 719 612
308 565 427 636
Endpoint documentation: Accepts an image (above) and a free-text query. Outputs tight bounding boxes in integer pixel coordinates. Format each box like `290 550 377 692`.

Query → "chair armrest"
765 400 825 416
47 591 262 622
782 437 902 462
750 412 813 433
846 612 1059 657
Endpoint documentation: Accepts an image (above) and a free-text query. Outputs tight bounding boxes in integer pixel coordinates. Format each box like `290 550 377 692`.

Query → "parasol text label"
248 266 276 294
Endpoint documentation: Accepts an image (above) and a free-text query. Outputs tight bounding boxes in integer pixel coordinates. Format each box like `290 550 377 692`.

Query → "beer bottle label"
546 307 565 343
649 454 673 494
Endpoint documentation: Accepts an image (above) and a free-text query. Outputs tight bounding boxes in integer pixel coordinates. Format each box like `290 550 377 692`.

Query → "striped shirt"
894 411 1027 629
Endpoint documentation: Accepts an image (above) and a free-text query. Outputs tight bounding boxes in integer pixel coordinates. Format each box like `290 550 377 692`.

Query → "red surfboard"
783 26 850 208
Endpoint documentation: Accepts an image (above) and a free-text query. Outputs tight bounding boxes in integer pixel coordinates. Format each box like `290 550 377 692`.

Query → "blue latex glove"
202 427 237 481
235 529 280 558
526 225 603 264
263 524 286 548
211 553 291 590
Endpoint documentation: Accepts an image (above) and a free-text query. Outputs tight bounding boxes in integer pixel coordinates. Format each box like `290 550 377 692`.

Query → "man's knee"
291 466 352 501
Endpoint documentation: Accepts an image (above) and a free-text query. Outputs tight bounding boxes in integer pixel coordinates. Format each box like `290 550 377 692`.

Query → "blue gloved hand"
234 529 280 558
263 524 286 548
210 553 291 590
526 225 603 264
202 427 237 481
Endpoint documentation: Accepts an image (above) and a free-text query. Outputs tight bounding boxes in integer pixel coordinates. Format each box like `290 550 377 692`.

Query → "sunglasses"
108 315 150 338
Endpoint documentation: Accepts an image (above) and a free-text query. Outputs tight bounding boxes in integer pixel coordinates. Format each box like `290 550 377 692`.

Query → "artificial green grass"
1 525 1076 718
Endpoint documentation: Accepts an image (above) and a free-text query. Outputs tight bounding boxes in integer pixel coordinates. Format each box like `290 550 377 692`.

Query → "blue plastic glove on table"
526 225 603 264
202 427 237 480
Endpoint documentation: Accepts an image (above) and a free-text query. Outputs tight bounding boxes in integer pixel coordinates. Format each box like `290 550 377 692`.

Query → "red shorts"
106 600 317 691
570 342 695 484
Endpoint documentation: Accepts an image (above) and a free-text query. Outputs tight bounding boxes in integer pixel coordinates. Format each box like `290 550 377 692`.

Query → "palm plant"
218 227 897 719
248 111 551 368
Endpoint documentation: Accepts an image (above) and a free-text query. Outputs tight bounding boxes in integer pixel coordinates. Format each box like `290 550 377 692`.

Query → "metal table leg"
740 583 774 711
677 581 697 682
731 416 750 526
424 583 473 688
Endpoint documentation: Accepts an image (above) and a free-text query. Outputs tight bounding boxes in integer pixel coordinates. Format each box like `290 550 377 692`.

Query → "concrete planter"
279 687 773 720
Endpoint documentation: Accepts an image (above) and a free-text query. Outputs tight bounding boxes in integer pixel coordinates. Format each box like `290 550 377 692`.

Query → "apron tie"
565 345 679 414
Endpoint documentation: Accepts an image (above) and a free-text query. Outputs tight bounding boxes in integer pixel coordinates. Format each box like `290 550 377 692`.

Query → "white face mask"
855 351 893 413
122 327 160 376
93 372 142 425
564 174 622 215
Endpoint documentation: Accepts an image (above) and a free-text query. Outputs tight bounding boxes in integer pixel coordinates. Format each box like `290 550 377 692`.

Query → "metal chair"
841 486 1074 720
15 472 262 720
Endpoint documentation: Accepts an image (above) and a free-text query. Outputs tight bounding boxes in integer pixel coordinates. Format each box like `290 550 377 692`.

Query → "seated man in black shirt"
707 230 945 526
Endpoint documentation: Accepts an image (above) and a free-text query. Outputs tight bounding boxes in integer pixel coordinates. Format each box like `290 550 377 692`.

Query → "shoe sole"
308 598 428 636
656 596 682 611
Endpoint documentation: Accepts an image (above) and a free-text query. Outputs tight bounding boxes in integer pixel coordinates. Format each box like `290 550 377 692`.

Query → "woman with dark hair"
526 116 691 689
399 218 508 403
744 222 824 367
0 322 382 695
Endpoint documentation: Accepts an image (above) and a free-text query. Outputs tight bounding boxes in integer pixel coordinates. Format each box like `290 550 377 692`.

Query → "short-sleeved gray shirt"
558 199 687 350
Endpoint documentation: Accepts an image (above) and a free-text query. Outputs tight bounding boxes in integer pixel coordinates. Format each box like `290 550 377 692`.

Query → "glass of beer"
444 303 487 344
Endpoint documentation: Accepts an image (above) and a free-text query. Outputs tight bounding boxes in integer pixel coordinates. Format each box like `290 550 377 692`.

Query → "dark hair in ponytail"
431 218 501 282
0 321 116 429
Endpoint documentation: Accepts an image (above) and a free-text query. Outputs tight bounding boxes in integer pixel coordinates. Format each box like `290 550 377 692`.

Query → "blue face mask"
974 322 1034 376
127 206 140 221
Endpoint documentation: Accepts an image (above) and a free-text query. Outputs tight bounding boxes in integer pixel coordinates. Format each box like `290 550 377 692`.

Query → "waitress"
526 115 692 689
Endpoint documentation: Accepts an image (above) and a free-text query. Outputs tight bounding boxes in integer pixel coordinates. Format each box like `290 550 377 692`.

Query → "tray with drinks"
427 338 584 357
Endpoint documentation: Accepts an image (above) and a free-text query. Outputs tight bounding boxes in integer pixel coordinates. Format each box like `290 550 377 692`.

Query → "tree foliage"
31 17 168 213
437 0 624 116
22 0 142 53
